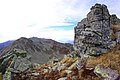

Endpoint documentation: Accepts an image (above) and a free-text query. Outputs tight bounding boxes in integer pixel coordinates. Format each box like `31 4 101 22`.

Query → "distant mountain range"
0 40 14 50
0 37 73 64
0 39 73 50
66 40 74 44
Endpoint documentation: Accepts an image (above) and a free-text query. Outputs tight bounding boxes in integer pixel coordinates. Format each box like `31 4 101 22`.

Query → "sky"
0 0 120 43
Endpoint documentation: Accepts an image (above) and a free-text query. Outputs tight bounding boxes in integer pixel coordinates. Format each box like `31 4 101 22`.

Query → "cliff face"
74 3 120 56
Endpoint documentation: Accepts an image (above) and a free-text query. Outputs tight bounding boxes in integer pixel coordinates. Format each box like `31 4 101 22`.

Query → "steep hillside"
0 37 73 64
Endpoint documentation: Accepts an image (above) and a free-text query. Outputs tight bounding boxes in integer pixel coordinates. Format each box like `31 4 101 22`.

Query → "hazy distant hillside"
0 37 73 64
0 40 14 50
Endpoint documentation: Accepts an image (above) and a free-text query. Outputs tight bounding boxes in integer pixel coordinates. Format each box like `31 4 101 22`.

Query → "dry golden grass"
65 57 80 67
111 32 117 40
111 25 120 40
86 44 120 74
59 70 67 77
78 68 101 80
112 25 120 31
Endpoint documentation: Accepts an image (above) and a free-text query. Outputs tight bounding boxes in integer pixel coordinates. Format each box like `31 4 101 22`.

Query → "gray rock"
43 69 49 73
76 59 84 70
68 60 79 70
65 70 72 74
14 56 31 72
74 3 119 56
58 77 67 80
94 65 119 80
52 63 66 71
32 72 40 76
110 14 120 25
117 36 120 44
87 4 110 21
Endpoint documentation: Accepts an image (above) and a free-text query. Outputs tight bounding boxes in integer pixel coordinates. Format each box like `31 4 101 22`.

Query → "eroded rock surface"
74 3 119 56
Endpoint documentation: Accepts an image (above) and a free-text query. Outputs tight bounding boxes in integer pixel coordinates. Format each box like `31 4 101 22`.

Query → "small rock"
58 77 67 80
65 70 72 74
43 69 49 73
68 60 79 70
32 73 39 76
57 64 66 71
14 56 31 72
52 65 58 71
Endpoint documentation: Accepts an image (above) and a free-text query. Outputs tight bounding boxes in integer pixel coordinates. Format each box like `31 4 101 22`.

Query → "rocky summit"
0 3 120 80
74 3 120 56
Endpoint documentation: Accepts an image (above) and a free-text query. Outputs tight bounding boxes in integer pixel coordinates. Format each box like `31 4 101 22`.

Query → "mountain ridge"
0 37 74 64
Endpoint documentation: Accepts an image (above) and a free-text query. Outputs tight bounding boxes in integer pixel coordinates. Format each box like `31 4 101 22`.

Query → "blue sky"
0 0 120 43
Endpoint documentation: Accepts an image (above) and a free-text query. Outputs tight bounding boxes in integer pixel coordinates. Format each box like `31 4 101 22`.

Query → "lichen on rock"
94 64 119 80
74 3 119 56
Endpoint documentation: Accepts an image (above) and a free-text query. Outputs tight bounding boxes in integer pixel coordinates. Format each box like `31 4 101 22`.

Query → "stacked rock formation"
74 3 119 56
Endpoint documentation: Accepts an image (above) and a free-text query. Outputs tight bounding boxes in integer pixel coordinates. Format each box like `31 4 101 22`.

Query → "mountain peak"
0 37 73 64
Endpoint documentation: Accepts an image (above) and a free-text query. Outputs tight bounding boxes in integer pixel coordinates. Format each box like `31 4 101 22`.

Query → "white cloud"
0 0 81 42
0 0 120 43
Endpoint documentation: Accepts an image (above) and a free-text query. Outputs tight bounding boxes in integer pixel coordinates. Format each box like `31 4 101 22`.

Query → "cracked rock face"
74 4 117 56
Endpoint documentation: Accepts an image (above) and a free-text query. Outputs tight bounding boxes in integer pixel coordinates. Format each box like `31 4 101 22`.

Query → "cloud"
38 29 74 43
0 0 120 43
0 0 80 42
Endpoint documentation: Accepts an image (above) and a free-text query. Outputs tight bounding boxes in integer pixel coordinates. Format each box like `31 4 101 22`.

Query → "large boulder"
94 65 119 80
0 48 32 78
74 3 118 56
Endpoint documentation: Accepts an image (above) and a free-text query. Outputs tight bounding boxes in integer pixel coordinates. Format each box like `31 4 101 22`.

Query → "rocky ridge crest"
1 3 120 80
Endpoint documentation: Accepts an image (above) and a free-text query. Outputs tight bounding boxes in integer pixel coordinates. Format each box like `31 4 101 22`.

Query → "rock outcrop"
110 14 120 25
74 3 120 56
1 3 120 80
11 44 120 80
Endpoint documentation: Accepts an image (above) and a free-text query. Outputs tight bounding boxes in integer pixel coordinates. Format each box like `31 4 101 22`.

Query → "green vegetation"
11 48 27 58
